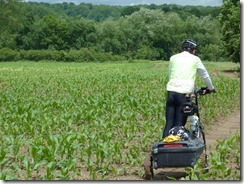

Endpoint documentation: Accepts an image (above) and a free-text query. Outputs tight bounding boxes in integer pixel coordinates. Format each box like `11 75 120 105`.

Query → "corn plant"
0 61 240 180
183 133 240 180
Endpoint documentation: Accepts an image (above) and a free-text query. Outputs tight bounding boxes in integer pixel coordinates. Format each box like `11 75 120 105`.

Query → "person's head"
182 39 197 55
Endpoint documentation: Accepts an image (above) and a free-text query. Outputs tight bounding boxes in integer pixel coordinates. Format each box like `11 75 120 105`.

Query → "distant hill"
26 0 223 6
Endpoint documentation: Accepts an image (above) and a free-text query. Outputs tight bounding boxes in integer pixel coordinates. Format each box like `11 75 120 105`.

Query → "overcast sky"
26 0 223 6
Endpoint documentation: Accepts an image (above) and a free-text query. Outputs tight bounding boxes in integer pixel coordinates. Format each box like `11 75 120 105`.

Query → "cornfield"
0 61 240 180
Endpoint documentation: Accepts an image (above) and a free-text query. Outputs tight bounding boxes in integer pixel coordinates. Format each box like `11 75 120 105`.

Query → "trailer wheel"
200 154 209 173
143 155 152 180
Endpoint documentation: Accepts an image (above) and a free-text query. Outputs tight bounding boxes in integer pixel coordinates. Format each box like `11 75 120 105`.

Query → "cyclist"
162 39 215 138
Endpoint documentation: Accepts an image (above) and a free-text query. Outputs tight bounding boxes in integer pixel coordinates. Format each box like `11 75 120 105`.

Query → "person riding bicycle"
162 39 215 138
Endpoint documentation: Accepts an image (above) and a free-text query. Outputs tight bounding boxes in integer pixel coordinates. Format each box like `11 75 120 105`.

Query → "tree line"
0 0 240 62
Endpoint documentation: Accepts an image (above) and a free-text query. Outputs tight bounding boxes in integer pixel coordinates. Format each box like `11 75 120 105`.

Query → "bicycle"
143 87 216 180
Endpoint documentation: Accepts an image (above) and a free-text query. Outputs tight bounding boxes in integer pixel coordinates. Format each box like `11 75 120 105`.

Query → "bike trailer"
151 139 205 169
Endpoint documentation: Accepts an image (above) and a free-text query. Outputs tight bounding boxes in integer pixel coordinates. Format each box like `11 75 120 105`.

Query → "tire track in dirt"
205 111 240 153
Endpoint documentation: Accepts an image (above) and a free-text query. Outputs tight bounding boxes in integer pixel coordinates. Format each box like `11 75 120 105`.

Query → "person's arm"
197 61 215 90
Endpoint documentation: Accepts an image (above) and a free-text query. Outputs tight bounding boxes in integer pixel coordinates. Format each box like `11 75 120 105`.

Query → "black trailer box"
151 139 205 169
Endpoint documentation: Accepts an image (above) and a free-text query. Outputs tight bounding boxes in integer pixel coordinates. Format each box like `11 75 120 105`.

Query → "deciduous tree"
219 0 240 63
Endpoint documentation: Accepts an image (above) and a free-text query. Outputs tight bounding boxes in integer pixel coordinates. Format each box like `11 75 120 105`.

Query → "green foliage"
135 45 160 60
0 1 232 62
0 48 20 61
22 2 220 21
0 0 23 48
121 6 140 16
0 48 125 62
183 133 240 180
219 0 240 63
0 61 240 180
0 0 23 32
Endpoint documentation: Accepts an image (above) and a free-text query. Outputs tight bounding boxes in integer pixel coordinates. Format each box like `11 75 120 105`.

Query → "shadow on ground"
152 169 188 180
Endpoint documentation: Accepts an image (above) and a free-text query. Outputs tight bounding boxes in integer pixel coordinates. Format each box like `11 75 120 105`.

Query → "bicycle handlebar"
195 87 216 95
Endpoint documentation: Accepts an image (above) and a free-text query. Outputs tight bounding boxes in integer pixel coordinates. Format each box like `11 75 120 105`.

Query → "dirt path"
205 111 240 152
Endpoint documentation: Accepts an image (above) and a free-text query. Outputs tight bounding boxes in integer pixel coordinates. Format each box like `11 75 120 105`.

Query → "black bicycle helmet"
182 39 197 50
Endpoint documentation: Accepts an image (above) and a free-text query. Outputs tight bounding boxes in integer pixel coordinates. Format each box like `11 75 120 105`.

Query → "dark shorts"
162 91 188 138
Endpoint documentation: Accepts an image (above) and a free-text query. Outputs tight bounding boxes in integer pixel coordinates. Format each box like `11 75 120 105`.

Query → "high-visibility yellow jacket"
166 51 214 94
